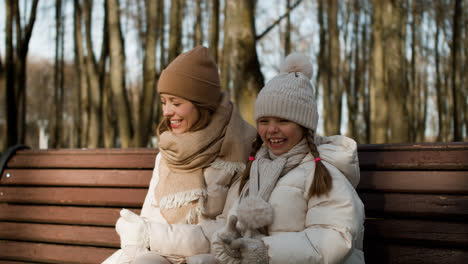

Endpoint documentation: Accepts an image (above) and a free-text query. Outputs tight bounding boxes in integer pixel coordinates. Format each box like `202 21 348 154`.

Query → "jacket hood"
315 135 360 188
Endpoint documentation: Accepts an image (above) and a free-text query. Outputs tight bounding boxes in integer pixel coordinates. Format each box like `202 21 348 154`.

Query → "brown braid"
238 134 264 194
306 130 332 198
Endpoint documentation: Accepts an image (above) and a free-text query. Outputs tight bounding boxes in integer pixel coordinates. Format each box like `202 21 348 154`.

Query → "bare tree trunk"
74 0 89 147
220 2 231 92
450 0 462 141
209 0 219 63
194 0 203 47
107 0 133 148
464 1 468 140
361 9 371 143
159 0 166 69
4 0 39 148
102 73 115 148
315 0 326 103
5 0 17 148
135 0 159 147
386 0 409 143
434 1 445 142
284 0 291 55
168 0 184 63
51 0 64 148
370 0 388 143
83 0 102 148
323 0 342 135
347 0 360 141
223 0 264 124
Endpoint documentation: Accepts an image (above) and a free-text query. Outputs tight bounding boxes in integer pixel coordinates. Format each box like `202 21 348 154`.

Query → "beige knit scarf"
156 93 256 224
246 138 310 201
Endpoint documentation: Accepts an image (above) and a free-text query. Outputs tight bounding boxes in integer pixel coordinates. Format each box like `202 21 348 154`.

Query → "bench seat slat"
1 169 152 187
365 219 468 247
360 193 468 219
6 149 158 169
0 222 120 247
358 170 468 193
0 240 114 264
0 187 147 207
0 204 140 226
364 242 468 264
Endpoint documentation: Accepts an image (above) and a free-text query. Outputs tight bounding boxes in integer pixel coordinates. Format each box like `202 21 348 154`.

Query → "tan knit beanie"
158 46 221 107
254 53 318 132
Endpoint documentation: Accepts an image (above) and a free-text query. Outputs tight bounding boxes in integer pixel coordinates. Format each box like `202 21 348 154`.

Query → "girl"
103 46 257 264
212 53 365 264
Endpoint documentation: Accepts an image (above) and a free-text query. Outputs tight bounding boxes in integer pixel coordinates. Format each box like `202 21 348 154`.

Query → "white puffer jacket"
102 154 240 264
233 135 365 264
139 154 235 257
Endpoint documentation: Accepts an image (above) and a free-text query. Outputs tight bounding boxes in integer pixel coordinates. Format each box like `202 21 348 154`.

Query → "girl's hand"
211 215 242 264
230 237 269 264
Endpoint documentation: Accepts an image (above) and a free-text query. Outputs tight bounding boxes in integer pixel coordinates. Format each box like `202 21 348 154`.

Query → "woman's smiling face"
160 93 200 135
257 116 304 155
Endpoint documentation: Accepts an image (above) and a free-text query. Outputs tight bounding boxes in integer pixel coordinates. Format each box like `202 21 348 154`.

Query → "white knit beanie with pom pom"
254 53 318 132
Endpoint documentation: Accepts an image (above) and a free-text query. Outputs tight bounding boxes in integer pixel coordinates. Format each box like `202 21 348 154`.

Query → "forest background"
0 0 467 151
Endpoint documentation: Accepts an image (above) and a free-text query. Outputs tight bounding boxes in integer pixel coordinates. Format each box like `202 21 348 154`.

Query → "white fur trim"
159 189 207 210
210 158 246 175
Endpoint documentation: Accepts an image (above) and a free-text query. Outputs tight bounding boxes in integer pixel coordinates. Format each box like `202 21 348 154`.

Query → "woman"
211 53 365 264
103 46 256 264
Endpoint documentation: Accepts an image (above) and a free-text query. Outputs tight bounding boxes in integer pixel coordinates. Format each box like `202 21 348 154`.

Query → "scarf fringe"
185 206 203 224
210 158 246 175
159 189 207 210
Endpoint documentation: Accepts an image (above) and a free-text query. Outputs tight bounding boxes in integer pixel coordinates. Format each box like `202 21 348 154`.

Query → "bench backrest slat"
1 169 152 187
0 143 467 264
0 240 115 264
0 187 147 207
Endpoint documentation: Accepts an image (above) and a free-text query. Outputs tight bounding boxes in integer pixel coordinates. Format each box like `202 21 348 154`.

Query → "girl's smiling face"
160 93 200 135
257 116 305 155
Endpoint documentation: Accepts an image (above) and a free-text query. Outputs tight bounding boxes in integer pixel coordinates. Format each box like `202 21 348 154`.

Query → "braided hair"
239 131 332 198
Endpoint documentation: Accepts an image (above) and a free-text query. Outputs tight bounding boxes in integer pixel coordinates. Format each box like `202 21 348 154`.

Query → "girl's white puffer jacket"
238 135 365 264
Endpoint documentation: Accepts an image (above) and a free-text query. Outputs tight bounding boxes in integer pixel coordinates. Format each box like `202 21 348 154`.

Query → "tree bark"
370 0 388 143
83 0 102 148
385 0 409 143
347 0 360 141
209 0 219 63
107 0 133 147
168 0 184 63
159 0 166 69
51 0 64 148
4 0 39 148
194 0 203 47
284 0 291 55
5 0 17 148
450 0 462 141
223 0 264 124
74 0 86 147
135 0 159 147
323 0 342 135
315 0 326 102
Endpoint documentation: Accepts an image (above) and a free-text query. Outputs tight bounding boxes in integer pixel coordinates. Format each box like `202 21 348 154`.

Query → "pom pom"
237 196 273 230
280 52 313 80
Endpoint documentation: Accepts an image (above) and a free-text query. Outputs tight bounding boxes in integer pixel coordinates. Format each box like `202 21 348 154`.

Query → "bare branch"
256 0 303 41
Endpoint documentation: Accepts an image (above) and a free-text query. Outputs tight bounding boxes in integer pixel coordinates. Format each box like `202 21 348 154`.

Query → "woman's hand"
230 237 269 264
211 215 242 264
116 209 149 249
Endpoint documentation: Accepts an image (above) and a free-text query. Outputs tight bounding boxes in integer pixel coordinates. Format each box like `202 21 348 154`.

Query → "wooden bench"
0 143 467 263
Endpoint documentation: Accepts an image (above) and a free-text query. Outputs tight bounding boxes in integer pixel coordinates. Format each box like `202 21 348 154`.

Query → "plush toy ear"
237 196 273 230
